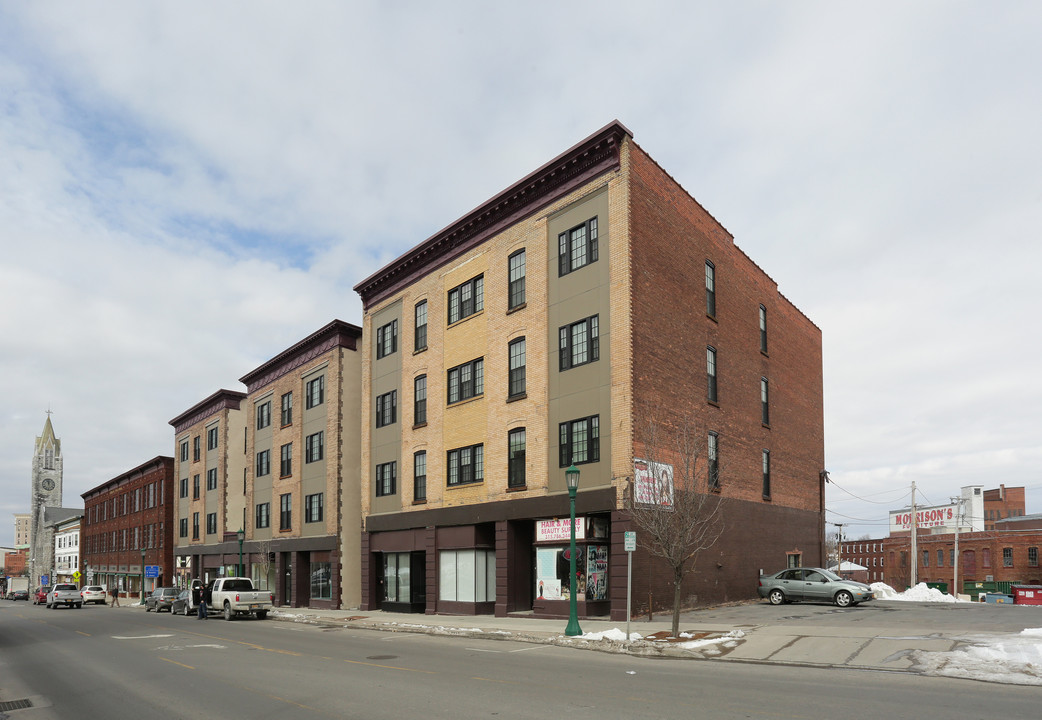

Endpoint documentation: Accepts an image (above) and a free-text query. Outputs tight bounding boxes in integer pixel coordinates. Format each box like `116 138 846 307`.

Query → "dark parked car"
144 587 180 612
171 589 193 616
11 590 29 601
758 567 874 608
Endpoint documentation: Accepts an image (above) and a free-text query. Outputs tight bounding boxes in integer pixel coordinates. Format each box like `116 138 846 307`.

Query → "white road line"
113 634 174 640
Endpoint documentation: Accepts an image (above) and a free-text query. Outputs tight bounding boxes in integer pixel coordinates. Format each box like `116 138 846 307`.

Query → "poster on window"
585 545 608 600
633 458 674 507
536 548 563 599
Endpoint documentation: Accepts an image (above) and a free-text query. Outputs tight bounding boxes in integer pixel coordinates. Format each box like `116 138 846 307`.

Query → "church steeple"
30 412 64 587
35 414 61 470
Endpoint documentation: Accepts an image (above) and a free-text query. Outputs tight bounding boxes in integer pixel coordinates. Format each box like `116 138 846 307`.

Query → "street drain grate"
0 699 33 712
365 655 397 660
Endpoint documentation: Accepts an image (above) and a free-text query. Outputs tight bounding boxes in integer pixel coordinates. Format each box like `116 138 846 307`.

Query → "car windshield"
820 569 843 581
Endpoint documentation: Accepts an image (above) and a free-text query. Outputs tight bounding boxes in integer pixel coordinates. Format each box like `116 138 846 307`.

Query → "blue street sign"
145 566 160 578
41 574 49 585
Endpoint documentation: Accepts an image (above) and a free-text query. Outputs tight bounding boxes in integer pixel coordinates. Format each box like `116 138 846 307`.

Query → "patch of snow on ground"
914 629 1042 685
579 628 642 642
871 581 966 602
675 629 745 650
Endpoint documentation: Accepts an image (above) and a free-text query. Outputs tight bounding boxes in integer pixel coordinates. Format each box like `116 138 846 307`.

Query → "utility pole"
832 523 845 575
909 481 918 588
951 495 962 599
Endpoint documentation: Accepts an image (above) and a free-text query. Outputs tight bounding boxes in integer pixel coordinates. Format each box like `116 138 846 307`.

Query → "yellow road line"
343 658 435 673
159 657 195 670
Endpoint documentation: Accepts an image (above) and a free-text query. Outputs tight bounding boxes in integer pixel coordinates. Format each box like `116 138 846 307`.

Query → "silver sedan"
758 567 874 607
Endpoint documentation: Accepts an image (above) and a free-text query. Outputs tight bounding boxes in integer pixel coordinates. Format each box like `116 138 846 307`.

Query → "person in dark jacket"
193 581 207 619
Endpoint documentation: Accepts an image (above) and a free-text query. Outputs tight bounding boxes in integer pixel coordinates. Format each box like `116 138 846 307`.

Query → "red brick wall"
621 144 825 609
884 530 1042 591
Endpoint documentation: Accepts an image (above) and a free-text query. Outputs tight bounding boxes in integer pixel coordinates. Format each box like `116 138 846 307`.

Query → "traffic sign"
624 531 636 552
145 565 160 578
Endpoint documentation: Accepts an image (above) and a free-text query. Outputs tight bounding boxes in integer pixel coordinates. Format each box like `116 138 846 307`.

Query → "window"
193 436 200 462
311 561 332 600
206 467 217 491
448 358 484 403
377 319 398 359
179 518 188 538
305 493 324 523
206 513 217 535
179 477 188 498
414 375 427 425
1029 547 1038 567
708 432 720 489
508 249 526 309
376 390 397 427
255 502 270 529
281 392 293 426
280 443 293 477
414 451 427 501
448 275 484 324
762 449 770 497
707 346 718 402
1003 547 1013 567
192 474 200 500
509 338 526 397
279 494 292 530
256 449 271 477
759 304 768 353
305 432 324 463
376 462 397 497
508 428 526 488
937 549 944 567
447 444 484 486
983 548 991 567
306 375 325 409
558 217 598 276
705 261 716 317
180 439 189 462
439 549 496 602
558 415 599 467
922 550 929 567
207 425 218 450
761 377 770 425
256 401 271 430
415 301 428 351
950 549 955 567
559 315 599 371
192 512 199 540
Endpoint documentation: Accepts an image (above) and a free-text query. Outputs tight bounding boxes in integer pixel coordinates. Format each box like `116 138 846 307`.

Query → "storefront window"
384 553 411 603
310 562 331 600
439 549 495 602
535 545 608 601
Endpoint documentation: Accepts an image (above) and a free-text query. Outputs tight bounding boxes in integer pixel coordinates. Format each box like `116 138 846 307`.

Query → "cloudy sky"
2 1 1040 548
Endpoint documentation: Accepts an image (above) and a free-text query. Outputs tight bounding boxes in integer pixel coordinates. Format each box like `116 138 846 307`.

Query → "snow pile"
914 627 1042 685
580 628 643 642
674 629 745 650
871 581 966 603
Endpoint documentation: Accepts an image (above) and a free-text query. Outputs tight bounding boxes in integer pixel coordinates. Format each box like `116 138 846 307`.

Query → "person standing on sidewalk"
194 581 207 619
110 584 120 607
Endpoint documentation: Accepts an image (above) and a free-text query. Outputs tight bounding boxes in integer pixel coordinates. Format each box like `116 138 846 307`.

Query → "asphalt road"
2 600 1039 720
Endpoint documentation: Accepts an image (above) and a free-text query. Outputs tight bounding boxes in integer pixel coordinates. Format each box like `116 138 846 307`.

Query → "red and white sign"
536 517 585 543
889 504 956 531
633 458 674 507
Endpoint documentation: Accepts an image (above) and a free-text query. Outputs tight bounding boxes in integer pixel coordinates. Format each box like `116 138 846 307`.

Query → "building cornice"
353 120 631 310
168 389 248 435
238 319 362 394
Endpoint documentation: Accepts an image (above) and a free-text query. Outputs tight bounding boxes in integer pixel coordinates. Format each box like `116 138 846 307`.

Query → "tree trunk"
672 566 683 637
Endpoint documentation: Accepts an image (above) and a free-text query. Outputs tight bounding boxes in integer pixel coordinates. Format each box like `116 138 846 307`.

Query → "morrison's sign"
889 504 957 532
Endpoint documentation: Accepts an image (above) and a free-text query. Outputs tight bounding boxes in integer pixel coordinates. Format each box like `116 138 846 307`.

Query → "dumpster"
984 592 1014 604
925 582 948 595
1012 585 1042 606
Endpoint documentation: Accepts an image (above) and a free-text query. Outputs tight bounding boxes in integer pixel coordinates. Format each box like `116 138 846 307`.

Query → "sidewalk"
259 605 955 672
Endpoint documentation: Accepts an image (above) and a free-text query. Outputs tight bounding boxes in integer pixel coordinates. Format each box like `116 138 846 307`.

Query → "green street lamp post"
564 464 583 637
237 528 245 578
139 548 146 605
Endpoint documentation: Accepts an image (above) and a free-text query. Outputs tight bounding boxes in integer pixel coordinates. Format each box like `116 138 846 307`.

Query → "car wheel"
256 611 267 620
76 603 82 609
834 590 853 608
145 605 151 612
184 604 191 617
224 603 233 621
768 589 786 605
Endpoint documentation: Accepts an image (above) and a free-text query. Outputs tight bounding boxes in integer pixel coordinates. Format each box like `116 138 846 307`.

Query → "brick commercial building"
170 320 363 610
81 456 175 599
354 121 826 620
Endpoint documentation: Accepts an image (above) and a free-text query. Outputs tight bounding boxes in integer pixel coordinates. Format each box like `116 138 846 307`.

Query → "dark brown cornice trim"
81 455 174 499
353 120 632 310
168 389 248 434
238 318 362 394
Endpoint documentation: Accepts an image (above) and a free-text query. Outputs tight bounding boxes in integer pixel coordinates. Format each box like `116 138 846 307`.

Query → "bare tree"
625 415 726 637
252 538 276 590
825 530 840 569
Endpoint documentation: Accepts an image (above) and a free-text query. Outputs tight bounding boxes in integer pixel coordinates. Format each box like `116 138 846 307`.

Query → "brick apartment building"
353 121 826 620
170 320 363 610
81 456 175 598
983 485 1026 530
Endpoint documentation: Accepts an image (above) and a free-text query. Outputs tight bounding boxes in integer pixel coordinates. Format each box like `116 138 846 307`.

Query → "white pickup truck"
210 577 274 620
48 582 82 609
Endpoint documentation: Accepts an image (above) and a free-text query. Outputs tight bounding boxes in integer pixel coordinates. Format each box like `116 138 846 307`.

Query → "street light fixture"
139 548 146 605
564 464 583 637
237 528 245 578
